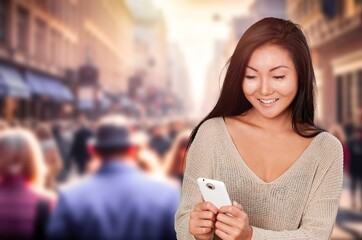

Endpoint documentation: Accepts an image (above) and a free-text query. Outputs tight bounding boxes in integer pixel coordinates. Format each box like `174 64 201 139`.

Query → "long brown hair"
0 128 47 187
189 17 324 147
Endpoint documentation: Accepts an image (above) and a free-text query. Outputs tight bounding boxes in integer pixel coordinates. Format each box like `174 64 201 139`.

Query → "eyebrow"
246 65 290 72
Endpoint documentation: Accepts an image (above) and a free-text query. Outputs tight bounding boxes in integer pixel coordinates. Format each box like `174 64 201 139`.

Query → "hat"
94 124 131 150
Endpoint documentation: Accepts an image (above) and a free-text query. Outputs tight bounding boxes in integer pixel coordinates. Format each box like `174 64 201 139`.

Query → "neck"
103 154 137 166
245 108 293 134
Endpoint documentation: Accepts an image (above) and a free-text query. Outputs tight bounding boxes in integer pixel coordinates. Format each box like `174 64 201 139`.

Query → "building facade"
125 0 172 117
168 42 192 114
0 0 134 122
288 0 362 128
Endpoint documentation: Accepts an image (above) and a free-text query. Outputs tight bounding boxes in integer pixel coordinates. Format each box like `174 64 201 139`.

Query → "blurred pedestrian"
46 115 179 240
149 123 172 159
51 122 70 181
131 130 163 175
35 124 63 191
344 117 355 141
0 128 54 240
167 118 184 141
348 127 362 211
68 115 93 175
163 129 192 184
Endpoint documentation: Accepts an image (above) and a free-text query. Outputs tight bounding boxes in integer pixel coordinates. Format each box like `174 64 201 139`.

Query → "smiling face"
242 44 298 120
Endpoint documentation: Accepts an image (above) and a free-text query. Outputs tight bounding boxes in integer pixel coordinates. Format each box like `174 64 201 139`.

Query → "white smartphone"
197 178 232 209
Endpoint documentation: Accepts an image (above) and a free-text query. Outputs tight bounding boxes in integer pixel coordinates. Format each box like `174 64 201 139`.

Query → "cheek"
277 79 298 97
242 81 258 95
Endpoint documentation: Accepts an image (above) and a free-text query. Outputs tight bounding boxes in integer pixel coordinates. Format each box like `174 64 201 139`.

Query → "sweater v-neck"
219 117 324 185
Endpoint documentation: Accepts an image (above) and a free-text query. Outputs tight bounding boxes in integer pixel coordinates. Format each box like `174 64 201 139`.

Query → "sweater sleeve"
175 120 217 240
251 136 344 240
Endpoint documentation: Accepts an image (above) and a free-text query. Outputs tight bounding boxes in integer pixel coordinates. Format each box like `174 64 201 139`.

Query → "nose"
259 78 273 96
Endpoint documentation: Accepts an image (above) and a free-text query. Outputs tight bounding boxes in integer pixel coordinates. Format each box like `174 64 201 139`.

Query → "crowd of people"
0 114 194 239
0 111 361 239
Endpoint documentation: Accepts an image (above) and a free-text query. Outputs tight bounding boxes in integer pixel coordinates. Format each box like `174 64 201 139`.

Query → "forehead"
247 44 294 69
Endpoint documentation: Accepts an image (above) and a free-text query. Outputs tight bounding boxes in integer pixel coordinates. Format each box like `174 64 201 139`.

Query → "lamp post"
78 64 99 119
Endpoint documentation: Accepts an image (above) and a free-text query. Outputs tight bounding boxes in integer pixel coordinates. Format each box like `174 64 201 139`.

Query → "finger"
215 220 236 235
192 227 213 236
217 211 249 230
194 233 214 240
232 201 244 211
219 205 243 217
190 219 215 229
232 201 243 210
195 201 218 215
215 228 231 240
192 211 216 221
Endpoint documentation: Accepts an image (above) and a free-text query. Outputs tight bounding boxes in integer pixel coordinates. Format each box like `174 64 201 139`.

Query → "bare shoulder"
224 115 258 134
224 115 249 127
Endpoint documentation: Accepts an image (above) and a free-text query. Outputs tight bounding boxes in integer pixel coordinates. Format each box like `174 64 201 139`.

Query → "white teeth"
259 99 278 104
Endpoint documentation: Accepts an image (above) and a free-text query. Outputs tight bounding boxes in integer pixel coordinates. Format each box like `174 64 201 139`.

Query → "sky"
153 0 254 114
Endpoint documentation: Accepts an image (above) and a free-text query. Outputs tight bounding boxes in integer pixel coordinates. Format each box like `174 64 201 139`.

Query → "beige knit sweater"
175 117 343 240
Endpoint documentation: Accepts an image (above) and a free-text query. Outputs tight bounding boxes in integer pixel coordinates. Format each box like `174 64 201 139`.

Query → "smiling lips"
258 98 279 104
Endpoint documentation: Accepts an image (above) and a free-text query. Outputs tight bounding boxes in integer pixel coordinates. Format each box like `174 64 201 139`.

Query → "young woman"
175 17 343 240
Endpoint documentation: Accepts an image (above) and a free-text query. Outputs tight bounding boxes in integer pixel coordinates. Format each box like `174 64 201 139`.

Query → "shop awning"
0 65 30 99
78 99 94 109
25 72 44 95
53 81 74 102
25 72 74 102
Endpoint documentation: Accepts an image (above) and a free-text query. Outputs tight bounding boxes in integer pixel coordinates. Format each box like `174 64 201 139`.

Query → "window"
0 0 8 44
337 72 362 124
336 1 345 17
16 7 28 51
358 70 362 108
50 29 57 63
345 74 352 120
35 19 46 60
337 76 343 123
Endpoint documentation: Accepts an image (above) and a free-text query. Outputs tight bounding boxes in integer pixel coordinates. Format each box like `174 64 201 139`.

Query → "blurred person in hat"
46 115 179 240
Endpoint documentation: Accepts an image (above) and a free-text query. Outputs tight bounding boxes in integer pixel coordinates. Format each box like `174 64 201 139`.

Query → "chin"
254 108 285 120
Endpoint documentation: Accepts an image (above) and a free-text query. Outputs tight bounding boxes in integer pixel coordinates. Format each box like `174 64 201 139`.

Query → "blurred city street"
332 177 362 240
0 0 361 239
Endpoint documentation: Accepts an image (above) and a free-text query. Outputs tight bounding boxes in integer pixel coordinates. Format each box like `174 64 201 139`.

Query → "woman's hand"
189 201 218 240
215 201 253 240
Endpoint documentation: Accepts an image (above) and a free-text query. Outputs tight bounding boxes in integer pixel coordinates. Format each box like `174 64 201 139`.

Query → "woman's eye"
273 75 286 80
245 75 256 79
